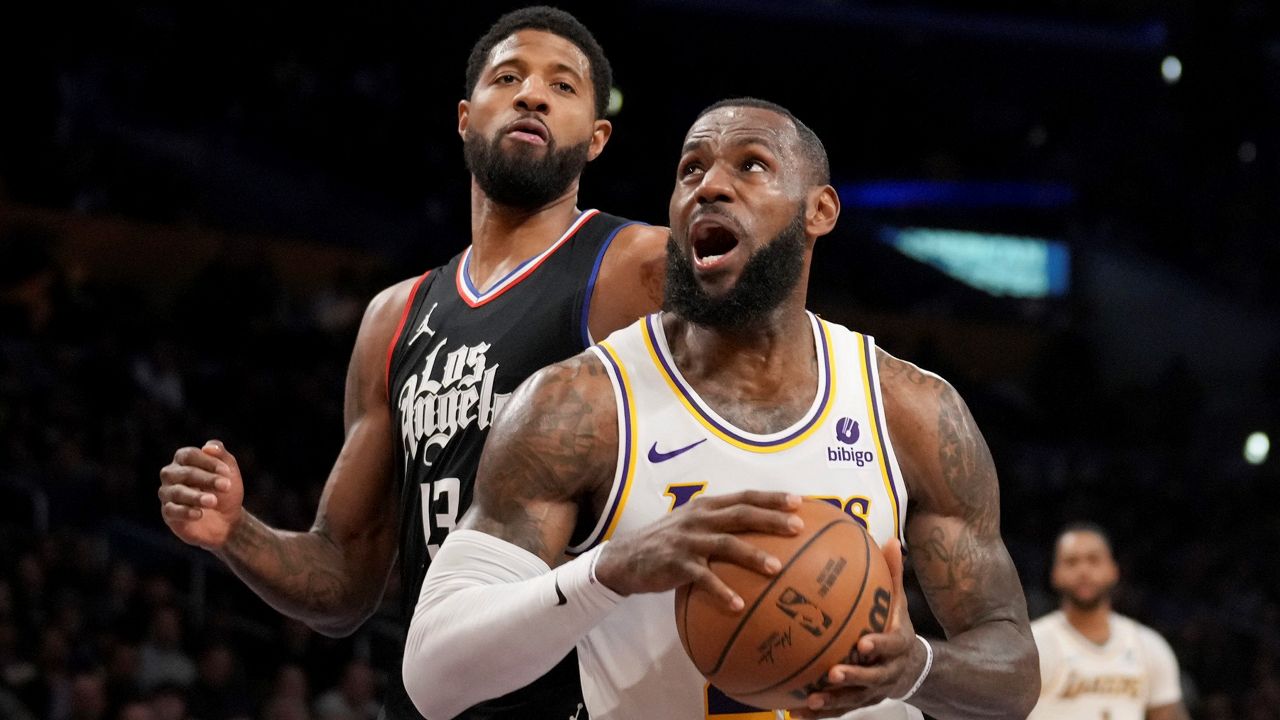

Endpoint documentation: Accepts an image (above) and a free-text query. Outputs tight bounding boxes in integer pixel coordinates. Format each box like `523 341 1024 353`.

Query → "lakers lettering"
665 485 874 528
397 337 510 467
1058 672 1143 699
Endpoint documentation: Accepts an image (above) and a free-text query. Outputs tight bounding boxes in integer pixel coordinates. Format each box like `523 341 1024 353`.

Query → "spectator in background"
15 627 74 720
187 642 251 720
137 607 194 692
104 642 142 711
314 659 378 720
116 699 156 720
0 617 37 692
262 666 312 720
102 562 146 641
148 683 189 720
0 688 37 720
68 668 110 720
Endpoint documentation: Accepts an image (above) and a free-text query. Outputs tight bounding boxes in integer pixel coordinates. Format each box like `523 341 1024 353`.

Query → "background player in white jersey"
402 98 1039 719
1029 524 1189 720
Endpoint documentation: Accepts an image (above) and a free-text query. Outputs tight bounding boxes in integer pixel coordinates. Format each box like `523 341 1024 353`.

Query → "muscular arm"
402 354 619 718
403 352 798 718
879 350 1039 718
586 223 667 341
461 353 619 557
194 280 413 636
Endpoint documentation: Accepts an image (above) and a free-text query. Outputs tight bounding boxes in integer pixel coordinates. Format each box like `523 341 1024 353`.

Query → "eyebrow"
681 134 780 155
490 57 586 82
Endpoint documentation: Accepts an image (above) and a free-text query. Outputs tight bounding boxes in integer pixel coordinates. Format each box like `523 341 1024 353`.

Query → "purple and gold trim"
642 312 835 453
455 209 598 308
567 340 637 555
857 333 905 543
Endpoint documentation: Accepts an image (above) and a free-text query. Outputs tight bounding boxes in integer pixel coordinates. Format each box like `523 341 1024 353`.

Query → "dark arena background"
2 1 1278 718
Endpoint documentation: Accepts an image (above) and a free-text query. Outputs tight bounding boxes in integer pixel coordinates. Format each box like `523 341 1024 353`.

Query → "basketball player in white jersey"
402 99 1039 719
1029 524 1189 720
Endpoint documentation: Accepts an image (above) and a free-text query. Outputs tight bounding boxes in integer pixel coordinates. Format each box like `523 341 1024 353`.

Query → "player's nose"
695 161 735 205
513 77 551 114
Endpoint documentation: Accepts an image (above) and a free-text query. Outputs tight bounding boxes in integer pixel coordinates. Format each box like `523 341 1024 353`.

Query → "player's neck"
665 299 814 398
467 180 582 288
1062 601 1112 645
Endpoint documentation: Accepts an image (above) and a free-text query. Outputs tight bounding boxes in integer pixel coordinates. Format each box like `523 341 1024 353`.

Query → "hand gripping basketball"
158 440 246 551
674 499 898 710
790 537 923 718
593 491 805 610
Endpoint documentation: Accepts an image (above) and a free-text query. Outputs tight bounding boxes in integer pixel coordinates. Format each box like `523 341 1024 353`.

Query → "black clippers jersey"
383 210 638 720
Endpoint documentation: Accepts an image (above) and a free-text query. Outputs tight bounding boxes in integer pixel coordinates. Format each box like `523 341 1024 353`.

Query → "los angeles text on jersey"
396 334 510 467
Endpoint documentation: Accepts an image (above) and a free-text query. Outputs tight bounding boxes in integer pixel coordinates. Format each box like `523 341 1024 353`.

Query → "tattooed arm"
402 351 799 718
794 351 1037 718
459 353 620 560
878 350 1038 717
158 279 411 636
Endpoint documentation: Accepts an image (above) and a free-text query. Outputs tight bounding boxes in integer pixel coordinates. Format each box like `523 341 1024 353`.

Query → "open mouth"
505 118 549 146
690 216 741 268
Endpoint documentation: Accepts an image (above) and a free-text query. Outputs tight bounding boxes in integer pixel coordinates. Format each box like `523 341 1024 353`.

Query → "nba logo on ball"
827 418 874 467
674 500 895 710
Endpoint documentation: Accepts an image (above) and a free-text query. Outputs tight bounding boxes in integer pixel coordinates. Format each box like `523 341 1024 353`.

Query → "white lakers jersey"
1029 611 1182 720
571 312 915 720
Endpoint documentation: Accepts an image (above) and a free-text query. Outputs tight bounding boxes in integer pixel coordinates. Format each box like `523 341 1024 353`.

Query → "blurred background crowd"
2 1 1278 719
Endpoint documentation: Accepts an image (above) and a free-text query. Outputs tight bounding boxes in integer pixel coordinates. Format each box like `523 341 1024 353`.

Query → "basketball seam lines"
750 526 872 696
705 519 850 678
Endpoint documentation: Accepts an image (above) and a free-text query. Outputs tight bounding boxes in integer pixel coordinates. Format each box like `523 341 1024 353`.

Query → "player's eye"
495 73 519 84
743 158 767 173
554 81 576 94
680 161 703 177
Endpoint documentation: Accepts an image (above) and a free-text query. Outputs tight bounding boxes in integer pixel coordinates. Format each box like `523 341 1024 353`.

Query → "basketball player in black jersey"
156 8 666 720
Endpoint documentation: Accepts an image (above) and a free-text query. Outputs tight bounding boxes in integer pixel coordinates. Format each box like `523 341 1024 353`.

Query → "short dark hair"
697 97 830 186
1056 521 1114 555
465 6 613 119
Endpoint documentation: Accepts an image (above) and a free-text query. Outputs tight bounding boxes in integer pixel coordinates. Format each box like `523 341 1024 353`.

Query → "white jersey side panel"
574 313 912 720
1029 610 1183 720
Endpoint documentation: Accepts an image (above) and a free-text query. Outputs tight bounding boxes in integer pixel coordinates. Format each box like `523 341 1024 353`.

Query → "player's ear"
458 100 471 140
805 185 840 240
587 119 612 162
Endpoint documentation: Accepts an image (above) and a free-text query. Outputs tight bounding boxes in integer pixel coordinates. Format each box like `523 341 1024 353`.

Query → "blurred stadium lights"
1161 54 1183 84
1245 432 1270 465
879 226 1070 298
840 180 1075 210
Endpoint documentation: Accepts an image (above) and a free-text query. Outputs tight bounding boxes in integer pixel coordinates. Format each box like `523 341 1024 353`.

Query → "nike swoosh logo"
554 577 567 606
647 439 707 463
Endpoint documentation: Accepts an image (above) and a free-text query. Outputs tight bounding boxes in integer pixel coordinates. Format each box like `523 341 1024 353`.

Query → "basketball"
674 498 894 710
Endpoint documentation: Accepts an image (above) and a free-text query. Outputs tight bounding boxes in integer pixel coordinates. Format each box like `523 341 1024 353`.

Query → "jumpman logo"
568 702 584 720
407 303 439 346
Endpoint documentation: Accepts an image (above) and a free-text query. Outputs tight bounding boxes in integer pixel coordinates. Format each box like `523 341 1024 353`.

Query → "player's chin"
1067 589 1106 609
500 136 550 155
690 270 741 300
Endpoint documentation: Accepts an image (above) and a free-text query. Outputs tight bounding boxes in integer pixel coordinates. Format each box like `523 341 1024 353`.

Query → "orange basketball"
674 498 894 710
